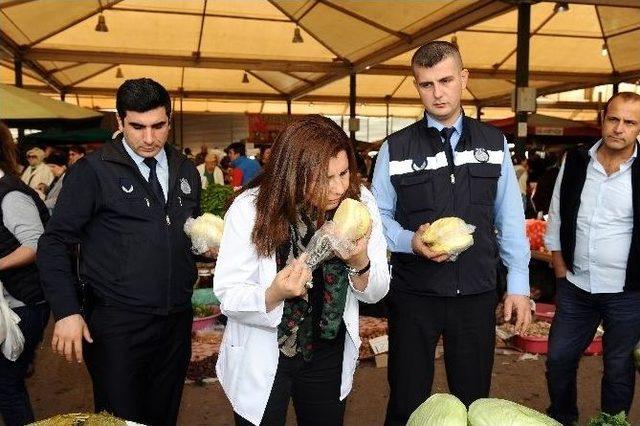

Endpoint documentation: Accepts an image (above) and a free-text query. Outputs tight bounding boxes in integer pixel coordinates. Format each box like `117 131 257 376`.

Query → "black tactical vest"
559 144 640 291
0 173 49 304
388 115 505 296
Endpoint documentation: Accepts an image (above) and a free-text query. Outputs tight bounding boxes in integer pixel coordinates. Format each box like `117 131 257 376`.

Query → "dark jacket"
388 116 505 296
559 143 640 291
0 174 49 305
37 138 201 320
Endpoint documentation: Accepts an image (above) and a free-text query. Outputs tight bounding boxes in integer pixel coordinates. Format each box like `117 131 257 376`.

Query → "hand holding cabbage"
412 217 475 262
184 213 224 255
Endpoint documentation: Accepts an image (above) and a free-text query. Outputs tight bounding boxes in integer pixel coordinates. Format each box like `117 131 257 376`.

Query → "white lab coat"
214 186 390 425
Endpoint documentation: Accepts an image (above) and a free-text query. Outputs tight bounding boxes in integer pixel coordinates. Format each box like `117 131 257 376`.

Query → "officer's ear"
116 113 125 132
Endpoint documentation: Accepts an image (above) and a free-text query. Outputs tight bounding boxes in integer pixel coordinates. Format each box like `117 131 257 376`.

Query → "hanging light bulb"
451 34 459 49
115 67 124 78
292 26 304 43
553 2 569 13
95 14 109 32
242 72 249 84
601 43 608 57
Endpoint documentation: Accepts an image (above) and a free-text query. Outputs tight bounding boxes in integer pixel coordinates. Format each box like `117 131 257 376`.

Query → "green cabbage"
468 398 561 426
407 393 467 426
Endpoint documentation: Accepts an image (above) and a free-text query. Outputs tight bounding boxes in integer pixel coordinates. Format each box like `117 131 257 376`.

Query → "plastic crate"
513 334 602 355
192 306 222 332
535 303 556 322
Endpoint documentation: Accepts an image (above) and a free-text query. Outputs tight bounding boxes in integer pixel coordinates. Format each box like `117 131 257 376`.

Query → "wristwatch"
346 260 371 277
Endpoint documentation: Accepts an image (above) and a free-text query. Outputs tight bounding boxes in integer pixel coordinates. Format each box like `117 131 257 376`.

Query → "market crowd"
0 40 639 426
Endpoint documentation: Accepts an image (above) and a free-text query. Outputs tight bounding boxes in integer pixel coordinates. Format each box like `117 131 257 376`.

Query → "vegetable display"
200 183 233 218
407 395 561 426
407 393 467 426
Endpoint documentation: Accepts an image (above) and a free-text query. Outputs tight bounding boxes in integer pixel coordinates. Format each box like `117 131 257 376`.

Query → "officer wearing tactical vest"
372 41 532 425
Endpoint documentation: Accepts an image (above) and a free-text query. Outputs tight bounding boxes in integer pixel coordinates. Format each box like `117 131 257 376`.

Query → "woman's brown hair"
0 122 20 177
247 114 361 257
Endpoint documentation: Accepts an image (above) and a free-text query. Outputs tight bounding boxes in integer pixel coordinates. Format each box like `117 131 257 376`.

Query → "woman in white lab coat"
214 115 390 426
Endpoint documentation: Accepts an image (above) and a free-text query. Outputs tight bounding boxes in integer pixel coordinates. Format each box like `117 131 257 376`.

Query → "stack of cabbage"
421 217 475 260
407 394 561 426
184 213 224 254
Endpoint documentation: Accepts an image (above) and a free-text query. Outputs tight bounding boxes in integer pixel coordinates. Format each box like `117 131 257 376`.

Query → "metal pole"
179 89 184 149
60 91 66 102
287 99 292 116
476 106 483 121
515 0 531 159
349 72 356 143
14 57 23 87
613 82 619 95
385 95 390 137
14 57 24 142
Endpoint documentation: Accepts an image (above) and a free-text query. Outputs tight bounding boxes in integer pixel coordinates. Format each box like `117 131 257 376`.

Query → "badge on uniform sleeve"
180 178 191 195
411 158 428 172
474 148 489 163
119 178 134 193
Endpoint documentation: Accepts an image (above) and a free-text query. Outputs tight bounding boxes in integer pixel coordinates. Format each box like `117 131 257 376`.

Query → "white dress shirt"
122 139 169 199
545 140 636 293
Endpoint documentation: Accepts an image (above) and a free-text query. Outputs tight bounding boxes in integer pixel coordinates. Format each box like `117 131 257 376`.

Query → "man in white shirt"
544 92 640 426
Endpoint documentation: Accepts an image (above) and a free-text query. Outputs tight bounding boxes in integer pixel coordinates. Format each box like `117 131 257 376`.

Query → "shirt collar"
589 139 638 166
121 138 168 170
425 111 463 138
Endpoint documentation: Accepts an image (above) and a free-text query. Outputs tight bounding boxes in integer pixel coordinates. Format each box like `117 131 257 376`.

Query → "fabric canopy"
0 0 638 120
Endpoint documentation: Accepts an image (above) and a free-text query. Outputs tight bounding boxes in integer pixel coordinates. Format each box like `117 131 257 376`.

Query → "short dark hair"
116 78 172 121
45 151 67 167
225 142 246 156
68 145 85 155
411 40 463 70
603 91 640 116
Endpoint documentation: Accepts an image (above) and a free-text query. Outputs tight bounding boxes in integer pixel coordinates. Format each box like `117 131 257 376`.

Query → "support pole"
349 72 356 144
515 1 531 159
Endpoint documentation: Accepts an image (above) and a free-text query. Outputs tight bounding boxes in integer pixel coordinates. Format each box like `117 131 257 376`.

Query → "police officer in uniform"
372 41 532 425
37 78 201 426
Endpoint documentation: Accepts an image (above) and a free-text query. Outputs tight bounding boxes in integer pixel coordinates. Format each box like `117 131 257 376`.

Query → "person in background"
67 146 85 166
194 144 208 166
215 115 389 426
0 122 50 426
20 147 53 198
544 92 640 426
259 146 272 167
196 152 224 188
371 41 531 425
513 156 529 212
219 156 242 188
225 141 262 186
531 152 561 217
183 147 195 162
42 151 68 214
37 78 202 426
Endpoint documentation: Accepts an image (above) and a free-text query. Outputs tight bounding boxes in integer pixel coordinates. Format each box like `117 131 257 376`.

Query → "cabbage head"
468 398 561 426
407 393 467 426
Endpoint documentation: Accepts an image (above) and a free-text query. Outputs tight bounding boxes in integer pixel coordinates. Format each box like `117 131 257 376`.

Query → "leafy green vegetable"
587 411 630 426
200 183 234 218
192 304 216 318
468 398 561 426
407 393 467 426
